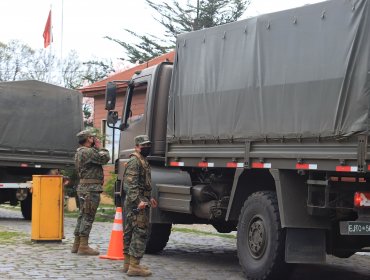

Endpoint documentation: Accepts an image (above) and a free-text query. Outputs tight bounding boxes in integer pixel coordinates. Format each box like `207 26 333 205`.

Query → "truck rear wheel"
20 194 32 220
145 223 172 254
237 191 291 280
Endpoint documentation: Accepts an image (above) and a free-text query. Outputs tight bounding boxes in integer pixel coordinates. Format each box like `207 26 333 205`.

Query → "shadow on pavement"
157 248 370 280
291 262 369 280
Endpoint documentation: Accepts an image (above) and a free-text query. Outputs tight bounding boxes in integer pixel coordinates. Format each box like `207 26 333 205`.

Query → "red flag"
43 10 52 48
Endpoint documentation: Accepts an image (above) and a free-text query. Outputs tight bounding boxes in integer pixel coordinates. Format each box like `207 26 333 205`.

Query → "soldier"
71 129 110 255
122 135 158 277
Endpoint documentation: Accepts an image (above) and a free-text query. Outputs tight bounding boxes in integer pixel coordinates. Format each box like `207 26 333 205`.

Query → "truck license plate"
340 221 370 235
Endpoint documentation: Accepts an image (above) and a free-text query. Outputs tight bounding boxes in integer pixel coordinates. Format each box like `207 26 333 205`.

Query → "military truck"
105 0 370 279
0 80 83 220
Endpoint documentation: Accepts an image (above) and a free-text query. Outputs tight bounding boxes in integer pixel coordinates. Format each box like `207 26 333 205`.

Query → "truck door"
119 76 151 159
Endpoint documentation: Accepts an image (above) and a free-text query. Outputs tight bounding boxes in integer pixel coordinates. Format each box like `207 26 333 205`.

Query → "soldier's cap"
76 129 96 141
135 135 151 146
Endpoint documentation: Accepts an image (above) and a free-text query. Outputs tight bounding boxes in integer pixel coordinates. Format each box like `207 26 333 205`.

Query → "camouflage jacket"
123 151 152 207
75 146 110 192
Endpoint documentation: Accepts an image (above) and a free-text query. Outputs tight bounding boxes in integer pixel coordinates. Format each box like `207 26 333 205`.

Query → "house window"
102 119 121 163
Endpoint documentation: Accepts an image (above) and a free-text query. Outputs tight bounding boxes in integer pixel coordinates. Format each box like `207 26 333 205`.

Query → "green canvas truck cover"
0 80 83 163
167 0 370 141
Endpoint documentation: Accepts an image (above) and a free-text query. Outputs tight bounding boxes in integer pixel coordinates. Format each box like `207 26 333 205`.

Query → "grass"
1 205 235 239
172 227 236 239
0 230 27 244
2 203 235 239
64 205 116 223
65 204 235 239
64 210 235 239
0 204 20 211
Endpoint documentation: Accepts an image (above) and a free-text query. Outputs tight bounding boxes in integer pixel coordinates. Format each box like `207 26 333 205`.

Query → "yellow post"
31 175 64 241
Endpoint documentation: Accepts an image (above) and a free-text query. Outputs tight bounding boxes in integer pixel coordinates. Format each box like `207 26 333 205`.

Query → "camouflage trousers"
73 191 101 237
123 204 149 258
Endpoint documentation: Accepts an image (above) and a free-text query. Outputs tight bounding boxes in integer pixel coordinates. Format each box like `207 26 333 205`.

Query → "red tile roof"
80 51 175 97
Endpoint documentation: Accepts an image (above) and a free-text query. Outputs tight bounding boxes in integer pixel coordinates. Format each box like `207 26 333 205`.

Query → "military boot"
77 236 99 256
123 254 130 273
123 254 149 273
127 256 152 277
71 236 80 253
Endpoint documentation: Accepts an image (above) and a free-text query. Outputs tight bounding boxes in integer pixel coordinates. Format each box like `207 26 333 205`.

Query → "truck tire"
237 191 291 280
145 223 172 254
21 195 32 220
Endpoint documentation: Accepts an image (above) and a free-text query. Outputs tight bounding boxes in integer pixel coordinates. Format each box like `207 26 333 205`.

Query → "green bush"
104 171 117 200
61 168 78 197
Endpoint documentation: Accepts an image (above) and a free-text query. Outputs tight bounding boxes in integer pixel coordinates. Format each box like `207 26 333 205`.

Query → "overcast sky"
0 0 326 62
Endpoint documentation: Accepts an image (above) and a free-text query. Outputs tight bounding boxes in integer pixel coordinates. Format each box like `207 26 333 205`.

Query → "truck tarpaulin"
167 0 370 141
0 80 82 152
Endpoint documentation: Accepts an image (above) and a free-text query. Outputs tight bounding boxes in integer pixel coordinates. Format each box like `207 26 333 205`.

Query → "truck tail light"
354 192 370 207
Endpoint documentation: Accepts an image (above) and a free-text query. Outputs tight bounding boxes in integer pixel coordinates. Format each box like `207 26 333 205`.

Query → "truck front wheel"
145 223 172 254
237 191 291 280
20 194 32 220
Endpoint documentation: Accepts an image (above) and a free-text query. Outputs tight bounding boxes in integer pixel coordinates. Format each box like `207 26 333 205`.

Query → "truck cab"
114 62 173 161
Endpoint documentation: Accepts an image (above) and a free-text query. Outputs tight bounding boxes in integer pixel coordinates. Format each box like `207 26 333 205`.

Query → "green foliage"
82 99 93 128
61 168 78 197
105 31 172 64
82 60 115 85
64 205 116 223
146 0 250 38
0 230 27 243
107 0 250 63
104 171 117 200
88 127 106 143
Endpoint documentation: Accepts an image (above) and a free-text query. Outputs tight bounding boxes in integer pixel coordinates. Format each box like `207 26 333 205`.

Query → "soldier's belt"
79 179 102 184
143 191 151 196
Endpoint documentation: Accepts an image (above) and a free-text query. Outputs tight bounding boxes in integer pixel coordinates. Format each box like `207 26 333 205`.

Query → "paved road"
0 207 370 279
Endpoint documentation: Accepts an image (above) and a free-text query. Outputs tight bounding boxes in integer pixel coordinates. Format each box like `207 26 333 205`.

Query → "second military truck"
0 80 83 219
105 1 370 279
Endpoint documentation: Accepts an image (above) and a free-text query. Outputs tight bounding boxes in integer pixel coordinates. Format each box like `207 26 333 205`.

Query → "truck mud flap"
285 228 326 263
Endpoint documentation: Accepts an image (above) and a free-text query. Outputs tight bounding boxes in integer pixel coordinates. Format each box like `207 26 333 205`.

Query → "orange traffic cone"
100 207 124 260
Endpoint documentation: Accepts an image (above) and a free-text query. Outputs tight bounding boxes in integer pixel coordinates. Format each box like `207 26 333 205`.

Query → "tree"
82 97 94 128
82 59 115 85
27 49 57 82
0 40 34 81
59 51 115 90
0 40 114 88
0 40 115 132
106 0 250 63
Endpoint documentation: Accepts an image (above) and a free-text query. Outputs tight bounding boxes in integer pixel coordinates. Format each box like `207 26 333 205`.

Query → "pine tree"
106 0 250 63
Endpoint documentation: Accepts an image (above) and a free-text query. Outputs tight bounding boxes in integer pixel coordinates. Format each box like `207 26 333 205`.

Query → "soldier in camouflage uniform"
122 135 157 277
71 129 110 256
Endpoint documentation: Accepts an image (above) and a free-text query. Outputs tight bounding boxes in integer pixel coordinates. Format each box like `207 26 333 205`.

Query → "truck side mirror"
105 82 117 110
107 111 119 126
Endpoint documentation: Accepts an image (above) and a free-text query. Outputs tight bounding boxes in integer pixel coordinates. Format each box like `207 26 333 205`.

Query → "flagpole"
61 0 64 61
43 5 53 82
49 5 52 83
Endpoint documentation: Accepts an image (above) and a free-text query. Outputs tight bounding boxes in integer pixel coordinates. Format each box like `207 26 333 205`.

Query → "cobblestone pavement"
0 207 370 280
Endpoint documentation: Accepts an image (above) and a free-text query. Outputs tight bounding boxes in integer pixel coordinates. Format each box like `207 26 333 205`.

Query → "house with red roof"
80 52 174 135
